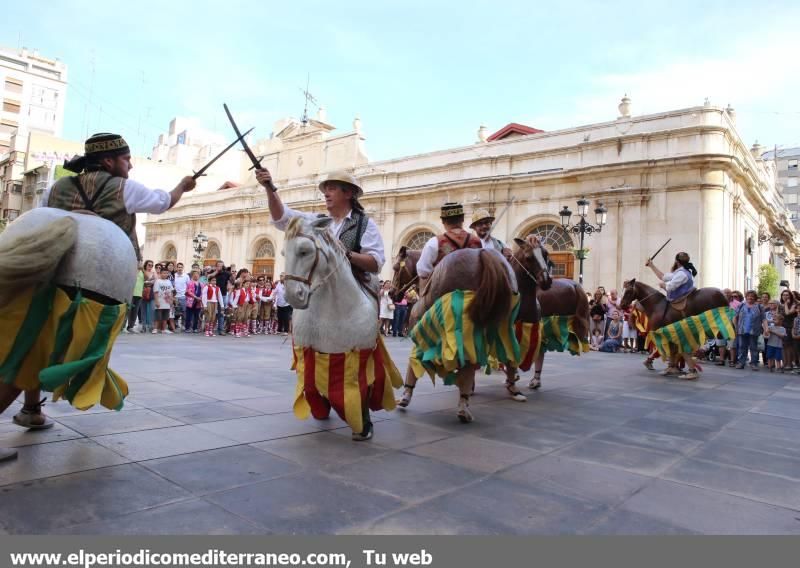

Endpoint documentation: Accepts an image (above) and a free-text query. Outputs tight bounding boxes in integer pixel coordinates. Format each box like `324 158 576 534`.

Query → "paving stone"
556 439 683 476
124 390 217 409
329 418 452 450
500 454 653 506
0 421 84 448
155 402 263 424
753 398 800 420
622 386 696 402
728 412 800 441
663 458 800 510
406 434 539 473
227 396 295 415
708 429 800 460
583 509 699 535
57 409 184 437
620 479 800 534
329 452 481 501
475 424 579 453
92 425 238 461
642 405 740 431
0 464 189 534
207 472 403 535
194 414 325 444
141 445 300 494
0 438 129 486
689 442 800 480
622 416 718 441
55 499 264 534
590 426 702 455
362 477 607 535
252 432 388 467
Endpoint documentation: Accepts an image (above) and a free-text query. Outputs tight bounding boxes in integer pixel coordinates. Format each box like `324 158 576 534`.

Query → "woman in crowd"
184 270 203 333
778 289 797 371
138 260 156 333
378 280 394 336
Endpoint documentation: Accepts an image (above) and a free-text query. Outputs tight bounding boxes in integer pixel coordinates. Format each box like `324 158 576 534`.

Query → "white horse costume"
0 208 135 410
283 216 402 434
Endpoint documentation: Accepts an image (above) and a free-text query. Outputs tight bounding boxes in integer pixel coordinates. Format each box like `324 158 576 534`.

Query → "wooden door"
252 259 275 279
548 252 575 280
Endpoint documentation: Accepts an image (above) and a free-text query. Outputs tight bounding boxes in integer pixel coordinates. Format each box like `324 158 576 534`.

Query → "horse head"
282 216 346 310
619 278 637 309
513 235 553 290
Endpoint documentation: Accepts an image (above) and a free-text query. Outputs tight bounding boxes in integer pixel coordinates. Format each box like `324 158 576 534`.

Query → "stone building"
144 97 799 292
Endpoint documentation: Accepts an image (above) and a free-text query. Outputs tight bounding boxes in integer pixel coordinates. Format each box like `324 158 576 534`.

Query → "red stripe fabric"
369 344 386 410
303 347 330 419
328 353 346 422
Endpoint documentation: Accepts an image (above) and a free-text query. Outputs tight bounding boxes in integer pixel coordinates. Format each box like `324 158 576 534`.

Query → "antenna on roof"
300 74 318 127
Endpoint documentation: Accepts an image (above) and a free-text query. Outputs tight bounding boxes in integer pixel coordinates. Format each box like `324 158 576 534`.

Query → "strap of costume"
353 212 365 253
443 232 468 250
70 175 109 212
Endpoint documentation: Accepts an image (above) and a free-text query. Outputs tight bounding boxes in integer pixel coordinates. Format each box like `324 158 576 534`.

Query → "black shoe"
352 422 373 441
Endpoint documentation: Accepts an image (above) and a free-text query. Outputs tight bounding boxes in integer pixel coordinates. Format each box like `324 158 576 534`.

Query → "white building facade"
144 98 799 293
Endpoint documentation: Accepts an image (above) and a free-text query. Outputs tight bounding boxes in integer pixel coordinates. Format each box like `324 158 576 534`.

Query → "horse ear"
513 237 526 247
399 246 408 258
311 217 333 231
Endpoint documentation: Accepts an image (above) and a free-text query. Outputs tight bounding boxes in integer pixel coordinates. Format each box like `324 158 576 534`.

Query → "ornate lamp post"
559 198 608 285
192 232 208 261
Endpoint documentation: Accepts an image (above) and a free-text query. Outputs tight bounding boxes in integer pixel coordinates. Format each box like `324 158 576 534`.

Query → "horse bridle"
392 257 418 295
283 231 344 295
512 248 549 285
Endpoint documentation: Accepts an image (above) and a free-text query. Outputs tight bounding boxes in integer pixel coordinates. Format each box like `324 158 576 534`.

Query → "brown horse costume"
619 278 728 378
401 247 517 422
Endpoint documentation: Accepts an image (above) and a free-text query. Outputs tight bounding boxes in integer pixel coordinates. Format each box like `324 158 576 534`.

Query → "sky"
4 0 800 162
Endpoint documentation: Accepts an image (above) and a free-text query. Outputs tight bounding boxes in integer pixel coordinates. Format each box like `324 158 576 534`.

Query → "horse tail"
0 216 78 308
573 282 590 341
467 249 513 329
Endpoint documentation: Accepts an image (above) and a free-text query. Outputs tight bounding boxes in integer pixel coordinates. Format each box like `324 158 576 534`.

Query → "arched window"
163 244 177 261
403 230 435 251
255 240 275 258
524 223 573 251
204 242 221 267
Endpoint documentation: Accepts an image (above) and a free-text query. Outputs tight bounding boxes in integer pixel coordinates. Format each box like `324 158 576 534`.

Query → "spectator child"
764 313 786 372
153 267 175 334
202 276 223 336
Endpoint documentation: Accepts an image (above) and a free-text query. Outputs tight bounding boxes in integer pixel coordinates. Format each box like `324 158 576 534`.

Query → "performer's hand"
502 248 512 260
178 176 197 193
645 258 652 267
256 168 273 188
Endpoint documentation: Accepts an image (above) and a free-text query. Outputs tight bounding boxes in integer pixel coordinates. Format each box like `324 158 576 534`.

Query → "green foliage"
54 165 75 180
757 263 779 299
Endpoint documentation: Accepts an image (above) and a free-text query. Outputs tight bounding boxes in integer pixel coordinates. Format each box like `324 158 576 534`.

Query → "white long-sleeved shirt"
273 282 290 308
43 178 172 215
663 269 690 294
273 206 385 272
416 235 440 279
201 284 223 308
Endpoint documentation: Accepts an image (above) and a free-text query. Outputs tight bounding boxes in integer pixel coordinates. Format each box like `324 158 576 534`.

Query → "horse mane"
285 216 347 260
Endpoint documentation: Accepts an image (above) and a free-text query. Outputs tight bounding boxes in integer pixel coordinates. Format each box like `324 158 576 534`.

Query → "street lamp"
192 232 208 258
559 198 608 284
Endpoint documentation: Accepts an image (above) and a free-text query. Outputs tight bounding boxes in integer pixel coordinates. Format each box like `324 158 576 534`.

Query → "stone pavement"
1 332 800 535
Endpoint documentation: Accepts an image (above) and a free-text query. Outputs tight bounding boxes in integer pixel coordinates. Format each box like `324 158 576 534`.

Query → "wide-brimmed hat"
469 208 494 228
318 170 363 197
440 202 464 219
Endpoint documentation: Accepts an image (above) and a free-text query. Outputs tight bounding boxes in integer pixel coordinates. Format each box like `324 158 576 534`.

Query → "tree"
757 264 779 299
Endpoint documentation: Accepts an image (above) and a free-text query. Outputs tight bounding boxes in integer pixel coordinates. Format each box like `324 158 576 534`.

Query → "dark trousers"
127 296 142 330
737 333 760 366
185 306 202 331
277 305 293 333
392 305 408 336
217 295 227 333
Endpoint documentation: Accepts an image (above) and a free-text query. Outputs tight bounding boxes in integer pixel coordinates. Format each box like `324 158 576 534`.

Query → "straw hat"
318 170 363 197
469 208 495 228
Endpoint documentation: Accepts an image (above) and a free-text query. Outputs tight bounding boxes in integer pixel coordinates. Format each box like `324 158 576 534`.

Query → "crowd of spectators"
127 260 292 338
588 283 800 373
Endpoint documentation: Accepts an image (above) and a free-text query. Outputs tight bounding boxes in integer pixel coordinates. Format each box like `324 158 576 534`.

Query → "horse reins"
283 231 347 296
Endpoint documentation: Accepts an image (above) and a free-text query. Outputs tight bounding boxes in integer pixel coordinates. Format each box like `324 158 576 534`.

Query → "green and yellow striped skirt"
0 285 128 411
409 290 521 384
650 306 735 360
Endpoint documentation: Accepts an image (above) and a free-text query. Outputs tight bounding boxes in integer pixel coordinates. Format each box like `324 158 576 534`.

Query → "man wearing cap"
47 132 197 260
256 168 385 277
414 202 482 291
470 208 512 260
15 133 194 431
397 202 483 408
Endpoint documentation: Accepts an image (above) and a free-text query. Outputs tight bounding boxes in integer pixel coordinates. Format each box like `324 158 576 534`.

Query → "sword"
192 127 254 180
223 103 278 192
647 238 672 265
488 196 516 242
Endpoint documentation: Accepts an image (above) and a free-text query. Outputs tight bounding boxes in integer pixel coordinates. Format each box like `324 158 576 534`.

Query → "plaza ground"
1 333 799 535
